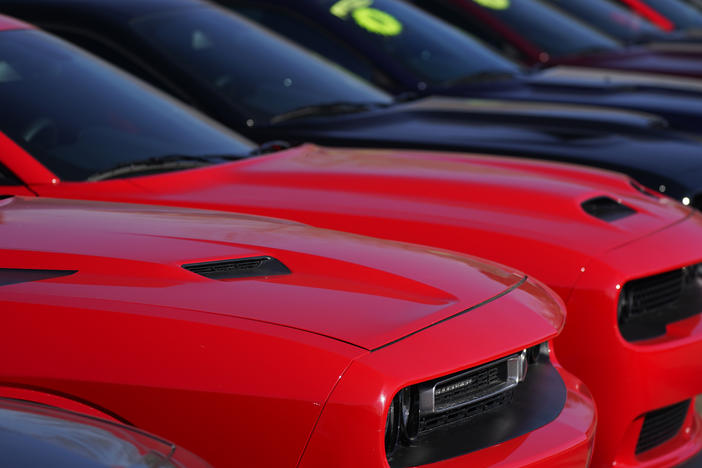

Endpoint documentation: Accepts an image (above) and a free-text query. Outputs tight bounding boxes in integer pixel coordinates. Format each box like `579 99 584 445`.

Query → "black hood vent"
582 196 636 222
0 268 77 287
183 256 291 280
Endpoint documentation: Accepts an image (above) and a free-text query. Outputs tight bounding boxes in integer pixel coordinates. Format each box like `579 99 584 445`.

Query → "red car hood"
119 144 691 261
0 197 560 350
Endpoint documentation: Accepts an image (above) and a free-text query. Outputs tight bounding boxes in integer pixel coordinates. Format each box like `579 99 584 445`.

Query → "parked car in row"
11 0 702 208
410 0 702 78
0 14 701 467
0 396 213 468
0 195 597 467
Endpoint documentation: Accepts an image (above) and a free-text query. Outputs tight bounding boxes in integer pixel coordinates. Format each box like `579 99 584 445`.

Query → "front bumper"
555 213 702 467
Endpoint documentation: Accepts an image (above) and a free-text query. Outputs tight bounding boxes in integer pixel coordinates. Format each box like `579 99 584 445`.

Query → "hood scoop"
183 256 291 280
582 196 636 222
0 268 77 287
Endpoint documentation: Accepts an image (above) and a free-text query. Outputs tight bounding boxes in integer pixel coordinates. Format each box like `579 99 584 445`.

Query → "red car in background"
0 196 595 467
1 14 702 467
614 0 702 31
414 0 702 78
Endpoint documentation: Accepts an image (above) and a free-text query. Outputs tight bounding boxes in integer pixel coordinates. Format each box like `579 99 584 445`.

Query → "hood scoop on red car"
182 256 291 280
0 268 77 287
581 196 637 222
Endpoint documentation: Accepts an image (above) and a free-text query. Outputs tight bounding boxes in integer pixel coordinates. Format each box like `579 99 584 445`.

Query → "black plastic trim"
182 256 291 280
582 196 636 222
388 361 566 467
0 268 77 287
618 265 702 342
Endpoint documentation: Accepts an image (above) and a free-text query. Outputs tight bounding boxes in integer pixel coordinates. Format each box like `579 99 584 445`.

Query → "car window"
632 0 702 28
130 6 393 120
546 0 663 42
452 0 620 58
51 27 196 105
0 163 21 186
412 0 531 63
0 29 254 181
295 0 521 86
234 4 385 84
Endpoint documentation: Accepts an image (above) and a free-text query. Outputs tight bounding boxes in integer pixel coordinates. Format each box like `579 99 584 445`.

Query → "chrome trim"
418 350 527 415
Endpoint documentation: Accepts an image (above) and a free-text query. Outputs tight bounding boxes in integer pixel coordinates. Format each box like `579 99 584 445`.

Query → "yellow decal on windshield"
331 0 403 36
473 0 510 10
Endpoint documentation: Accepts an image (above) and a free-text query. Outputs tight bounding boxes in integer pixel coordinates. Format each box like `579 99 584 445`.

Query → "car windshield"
634 0 702 29
129 6 393 121
0 29 254 182
545 0 663 43
461 0 620 58
295 0 520 86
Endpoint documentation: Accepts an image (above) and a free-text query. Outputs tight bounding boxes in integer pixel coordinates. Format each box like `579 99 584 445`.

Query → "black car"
210 0 702 137
7 0 702 206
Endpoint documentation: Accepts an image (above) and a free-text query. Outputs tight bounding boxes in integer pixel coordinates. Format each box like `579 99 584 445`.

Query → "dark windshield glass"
130 6 393 120
0 29 253 181
545 0 663 42
464 0 620 57
636 0 702 28
298 0 520 85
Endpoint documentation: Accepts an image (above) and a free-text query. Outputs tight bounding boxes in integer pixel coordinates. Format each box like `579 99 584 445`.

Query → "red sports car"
1 15 702 467
0 196 595 467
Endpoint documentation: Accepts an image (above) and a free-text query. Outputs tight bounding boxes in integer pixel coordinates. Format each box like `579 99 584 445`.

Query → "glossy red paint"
3 142 701 467
0 197 595 467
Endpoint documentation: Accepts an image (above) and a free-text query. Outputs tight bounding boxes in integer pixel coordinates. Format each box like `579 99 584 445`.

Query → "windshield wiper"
270 101 383 124
86 153 248 182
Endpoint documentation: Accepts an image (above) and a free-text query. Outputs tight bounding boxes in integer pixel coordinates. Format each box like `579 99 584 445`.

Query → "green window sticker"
473 0 511 10
330 0 404 36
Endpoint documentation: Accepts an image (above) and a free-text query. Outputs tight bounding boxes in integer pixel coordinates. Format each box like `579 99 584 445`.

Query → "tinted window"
294 0 521 86
130 6 393 120
0 30 254 181
546 0 663 42
235 4 382 83
457 0 620 58
0 164 20 186
635 0 702 28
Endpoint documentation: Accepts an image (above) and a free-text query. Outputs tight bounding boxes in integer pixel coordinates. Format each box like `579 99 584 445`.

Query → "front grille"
618 265 702 341
627 269 683 316
419 389 513 434
433 362 505 412
636 400 690 454
416 351 526 435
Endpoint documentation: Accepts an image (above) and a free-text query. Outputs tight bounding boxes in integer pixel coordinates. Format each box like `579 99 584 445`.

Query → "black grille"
419 390 513 434
182 256 291 280
434 363 506 412
619 265 702 341
636 400 690 454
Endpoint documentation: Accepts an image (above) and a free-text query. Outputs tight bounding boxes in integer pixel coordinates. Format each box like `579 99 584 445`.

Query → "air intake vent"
183 256 290 280
582 196 636 222
618 264 702 341
636 400 690 454
0 268 77 287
